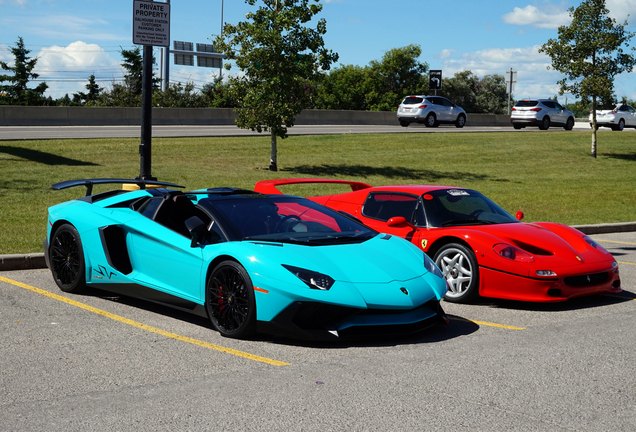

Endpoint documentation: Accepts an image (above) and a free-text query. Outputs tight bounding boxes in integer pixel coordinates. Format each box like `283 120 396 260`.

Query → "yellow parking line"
0 275 290 366
618 261 636 266
593 239 636 246
450 317 526 330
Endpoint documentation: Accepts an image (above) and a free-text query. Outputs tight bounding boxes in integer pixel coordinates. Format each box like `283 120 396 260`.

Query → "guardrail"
0 106 511 127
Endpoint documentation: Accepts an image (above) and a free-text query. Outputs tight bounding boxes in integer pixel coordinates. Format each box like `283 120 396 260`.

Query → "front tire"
50 223 87 293
455 114 466 128
206 260 256 338
434 243 479 303
564 117 574 131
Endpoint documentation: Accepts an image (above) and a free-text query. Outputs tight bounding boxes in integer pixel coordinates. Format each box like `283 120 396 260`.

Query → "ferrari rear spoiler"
52 178 185 196
254 178 372 195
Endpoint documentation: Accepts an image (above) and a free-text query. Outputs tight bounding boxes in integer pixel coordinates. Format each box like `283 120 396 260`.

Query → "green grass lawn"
1 130 634 254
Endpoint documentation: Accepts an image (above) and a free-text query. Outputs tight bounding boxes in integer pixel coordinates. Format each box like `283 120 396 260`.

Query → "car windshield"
421 189 519 227
198 196 377 245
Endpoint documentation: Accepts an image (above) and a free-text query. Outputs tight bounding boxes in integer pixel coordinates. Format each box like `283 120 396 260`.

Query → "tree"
214 0 338 171
440 71 508 114
74 74 102 106
0 36 48 105
366 44 428 111
539 0 636 158
314 64 372 110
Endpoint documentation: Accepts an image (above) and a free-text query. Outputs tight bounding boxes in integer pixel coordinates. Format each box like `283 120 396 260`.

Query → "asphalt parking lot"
1 230 635 431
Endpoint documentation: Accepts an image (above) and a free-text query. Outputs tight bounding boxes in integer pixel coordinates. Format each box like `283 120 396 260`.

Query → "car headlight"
282 265 335 290
493 243 534 263
583 236 610 254
424 252 444 278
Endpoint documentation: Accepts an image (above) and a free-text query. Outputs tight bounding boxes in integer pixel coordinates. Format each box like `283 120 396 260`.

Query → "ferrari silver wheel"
434 243 479 303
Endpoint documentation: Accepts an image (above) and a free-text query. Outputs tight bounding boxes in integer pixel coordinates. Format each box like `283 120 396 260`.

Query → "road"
0 121 612 140
1 231 635 431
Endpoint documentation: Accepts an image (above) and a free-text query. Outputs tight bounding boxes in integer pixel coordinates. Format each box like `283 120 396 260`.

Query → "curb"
1 253 47 271
2 222 635 272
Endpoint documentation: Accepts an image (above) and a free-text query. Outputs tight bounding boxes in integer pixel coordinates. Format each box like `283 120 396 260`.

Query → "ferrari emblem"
421 239 428 249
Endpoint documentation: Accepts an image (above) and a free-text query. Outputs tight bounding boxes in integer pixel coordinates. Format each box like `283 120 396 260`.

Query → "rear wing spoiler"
254 178 372 195
52 178 185 196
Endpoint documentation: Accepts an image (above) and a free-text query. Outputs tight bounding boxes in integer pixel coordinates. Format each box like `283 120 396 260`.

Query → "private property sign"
133 0 170 47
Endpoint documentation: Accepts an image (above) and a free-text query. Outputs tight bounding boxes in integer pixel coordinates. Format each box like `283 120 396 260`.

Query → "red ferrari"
255 179 621 303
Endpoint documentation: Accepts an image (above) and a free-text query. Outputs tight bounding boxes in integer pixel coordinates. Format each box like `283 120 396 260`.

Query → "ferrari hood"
468 222 611 266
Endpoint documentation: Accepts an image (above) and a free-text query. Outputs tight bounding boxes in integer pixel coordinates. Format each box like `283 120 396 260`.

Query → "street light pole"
219 0 224 79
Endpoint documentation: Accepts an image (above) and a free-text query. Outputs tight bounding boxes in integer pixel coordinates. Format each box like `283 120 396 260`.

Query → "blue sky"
1 0 636 102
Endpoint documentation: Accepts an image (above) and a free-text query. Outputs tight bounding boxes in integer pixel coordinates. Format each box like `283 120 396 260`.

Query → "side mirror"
185 216 207 247
387 216 414 228
516 211 524 221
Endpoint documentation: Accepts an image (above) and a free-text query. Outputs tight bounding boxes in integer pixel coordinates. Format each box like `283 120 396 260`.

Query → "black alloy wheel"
50 224 87 293
206 260 256 338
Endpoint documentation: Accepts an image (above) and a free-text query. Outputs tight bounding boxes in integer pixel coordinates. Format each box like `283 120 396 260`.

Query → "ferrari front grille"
563 272 609 287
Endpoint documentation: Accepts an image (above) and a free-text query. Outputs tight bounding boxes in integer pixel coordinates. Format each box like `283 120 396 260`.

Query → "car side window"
554 103 564 110
362 193 419 222
138 197 163 219
542 101 554 109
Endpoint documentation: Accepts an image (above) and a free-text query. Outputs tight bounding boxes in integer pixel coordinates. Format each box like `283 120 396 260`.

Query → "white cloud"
34 41 123 98
502 3 570 29
438 49 455 59
441 45 564 99
606 0 636 24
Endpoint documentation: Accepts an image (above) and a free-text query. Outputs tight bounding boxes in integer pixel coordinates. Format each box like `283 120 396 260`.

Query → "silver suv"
397 95 467 128
511 99 575 130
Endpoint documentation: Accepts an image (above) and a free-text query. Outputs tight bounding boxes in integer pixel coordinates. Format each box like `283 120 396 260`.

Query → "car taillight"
493 244 534 263
530 108 542 112
611 110 617 114
419 105 427 109
511 107 517 111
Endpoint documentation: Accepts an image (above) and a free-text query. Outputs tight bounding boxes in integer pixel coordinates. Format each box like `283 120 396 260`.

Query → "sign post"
133 0 171 181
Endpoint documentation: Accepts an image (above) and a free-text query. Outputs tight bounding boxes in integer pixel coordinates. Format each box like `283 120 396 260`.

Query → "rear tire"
50 224 87 293
399 120 409 127
613 119 625 131
424 113 438 128
538 116 550 130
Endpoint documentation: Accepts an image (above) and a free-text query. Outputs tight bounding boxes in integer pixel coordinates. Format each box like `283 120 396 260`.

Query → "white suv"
397 95 467 128
511 99 575 130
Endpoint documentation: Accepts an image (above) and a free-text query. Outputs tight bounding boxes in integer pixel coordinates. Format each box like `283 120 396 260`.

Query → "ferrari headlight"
282 265 335 290
424 252 444 278
583 236 610 254
493 243 534 263
536 270 557 277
